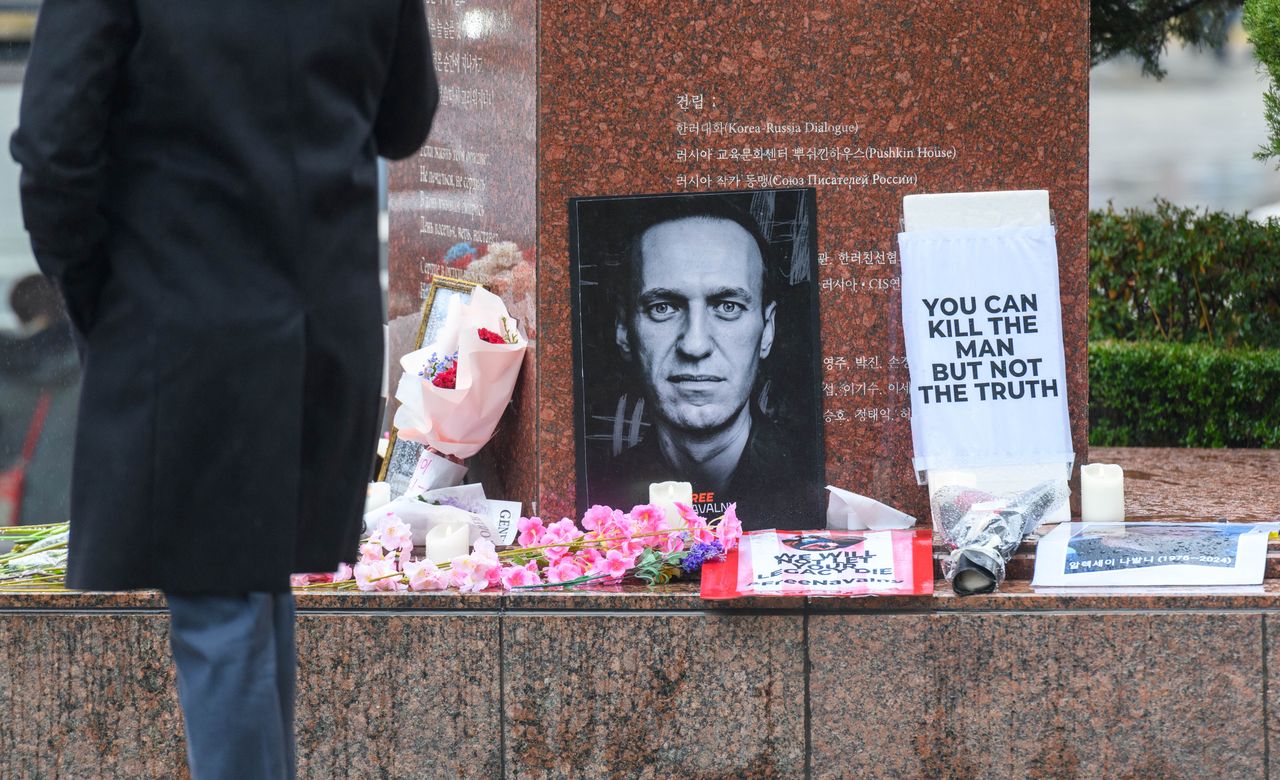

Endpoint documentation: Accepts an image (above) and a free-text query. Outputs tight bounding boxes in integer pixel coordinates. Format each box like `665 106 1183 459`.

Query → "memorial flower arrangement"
296 502 742 592
2 504 743 593
393 286 528 474
417 326 517 390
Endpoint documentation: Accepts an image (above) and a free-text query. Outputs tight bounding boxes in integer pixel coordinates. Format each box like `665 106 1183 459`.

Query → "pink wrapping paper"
393 287 528 459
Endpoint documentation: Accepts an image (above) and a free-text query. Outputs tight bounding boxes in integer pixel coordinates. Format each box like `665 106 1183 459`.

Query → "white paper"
365 482 392 514
1032 522 1278 587
404 448 469 496
364 483 517 547
740 530 921 596
487 500 522 546
825 486 915 530
898 223 1073 473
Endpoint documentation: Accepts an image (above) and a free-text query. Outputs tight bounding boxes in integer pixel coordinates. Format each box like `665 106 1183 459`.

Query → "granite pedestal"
388 0 1092 522
3 448 1279 778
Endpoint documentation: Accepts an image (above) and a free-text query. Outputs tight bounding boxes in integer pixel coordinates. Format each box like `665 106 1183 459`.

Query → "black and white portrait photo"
570 188 825 531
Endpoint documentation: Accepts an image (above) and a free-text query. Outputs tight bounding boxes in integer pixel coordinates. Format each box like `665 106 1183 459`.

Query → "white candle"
1080 463 1125 523
424 520 470 563
649 481 694 524
365 482 392 515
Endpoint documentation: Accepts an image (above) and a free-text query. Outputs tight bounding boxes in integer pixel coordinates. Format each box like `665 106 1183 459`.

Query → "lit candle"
649 481 694 524
1080 463 1124 523
424 520 470 563
365 482 392 515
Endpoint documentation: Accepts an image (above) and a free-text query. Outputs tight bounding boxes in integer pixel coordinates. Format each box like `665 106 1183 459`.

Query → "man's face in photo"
617 216 777 434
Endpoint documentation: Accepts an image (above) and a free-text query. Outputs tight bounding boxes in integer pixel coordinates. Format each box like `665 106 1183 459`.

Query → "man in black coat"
11 0 438 776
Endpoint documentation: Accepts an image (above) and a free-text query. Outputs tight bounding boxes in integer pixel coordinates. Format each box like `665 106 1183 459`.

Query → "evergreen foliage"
1092 0 1243 76
1244 0 1280 164
1089 1 1280 162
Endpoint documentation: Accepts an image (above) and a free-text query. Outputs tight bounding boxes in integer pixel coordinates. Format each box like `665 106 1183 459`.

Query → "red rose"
431 364 457 389
477 327 507 344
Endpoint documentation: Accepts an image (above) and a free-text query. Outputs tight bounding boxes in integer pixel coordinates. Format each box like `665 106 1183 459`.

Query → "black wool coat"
10 0 438 593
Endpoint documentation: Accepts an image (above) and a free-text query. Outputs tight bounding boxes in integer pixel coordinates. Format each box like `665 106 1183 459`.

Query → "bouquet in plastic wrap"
931 479 1069 595
0 523 68 589
393 287 527 489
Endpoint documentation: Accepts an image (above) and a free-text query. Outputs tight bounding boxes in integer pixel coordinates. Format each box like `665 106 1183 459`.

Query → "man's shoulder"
724 417 823 530
745 416 800 457
586 434 672 507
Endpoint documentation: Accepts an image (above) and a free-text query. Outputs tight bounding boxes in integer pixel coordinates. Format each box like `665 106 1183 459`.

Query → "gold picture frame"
412 276 483 352
377 276 483 492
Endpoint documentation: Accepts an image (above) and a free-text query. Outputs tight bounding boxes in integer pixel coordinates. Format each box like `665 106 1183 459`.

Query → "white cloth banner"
898 224 1072 473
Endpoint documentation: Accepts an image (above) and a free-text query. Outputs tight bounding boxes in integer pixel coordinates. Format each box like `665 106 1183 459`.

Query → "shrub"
1089 201 1280 349
1089 340 1280 447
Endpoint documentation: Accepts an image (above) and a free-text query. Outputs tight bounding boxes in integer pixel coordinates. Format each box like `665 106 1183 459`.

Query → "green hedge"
1089 340 1280 447
1089 201 1280 349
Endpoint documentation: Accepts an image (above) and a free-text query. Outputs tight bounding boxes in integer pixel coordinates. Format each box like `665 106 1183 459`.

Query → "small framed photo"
569 188 826 530
415 276 483 350
378 276 482 496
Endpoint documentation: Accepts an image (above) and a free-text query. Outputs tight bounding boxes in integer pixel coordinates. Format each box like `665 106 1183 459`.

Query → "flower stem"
511 573 612 590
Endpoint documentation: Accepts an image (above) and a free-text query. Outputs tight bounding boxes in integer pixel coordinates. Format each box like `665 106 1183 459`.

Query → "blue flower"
418 351 459 379
680 540 726 574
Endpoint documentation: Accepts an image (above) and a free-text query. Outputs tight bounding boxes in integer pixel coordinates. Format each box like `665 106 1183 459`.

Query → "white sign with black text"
898 224 1072 474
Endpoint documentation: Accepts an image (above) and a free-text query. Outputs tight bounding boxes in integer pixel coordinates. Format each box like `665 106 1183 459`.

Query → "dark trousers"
165 592 297 780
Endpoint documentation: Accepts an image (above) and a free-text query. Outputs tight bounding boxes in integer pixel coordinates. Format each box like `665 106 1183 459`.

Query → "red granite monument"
387 0 1089 522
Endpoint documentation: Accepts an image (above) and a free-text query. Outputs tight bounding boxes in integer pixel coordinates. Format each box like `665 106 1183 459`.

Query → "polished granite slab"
810 612 1265 779
503 613 805 779
295 613 502 778
0 612 186 778
4 585 1280 778
12 578 1280 612
4 447 1280 777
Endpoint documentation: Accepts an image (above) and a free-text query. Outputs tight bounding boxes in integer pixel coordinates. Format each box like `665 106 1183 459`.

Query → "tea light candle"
649 481 694 524
365 482 392 514
1080 463 1125 523
424 520 470 563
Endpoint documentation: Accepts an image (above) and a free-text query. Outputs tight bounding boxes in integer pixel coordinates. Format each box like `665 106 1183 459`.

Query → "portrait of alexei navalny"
569 188 826 531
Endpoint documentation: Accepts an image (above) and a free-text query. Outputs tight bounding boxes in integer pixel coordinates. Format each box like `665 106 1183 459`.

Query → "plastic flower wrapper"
931 478 1069 596
0 523 69 588
393 286 527 461
363 483 498 546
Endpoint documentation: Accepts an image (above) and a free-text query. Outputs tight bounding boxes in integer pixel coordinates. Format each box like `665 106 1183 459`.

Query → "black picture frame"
568 188 826 530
